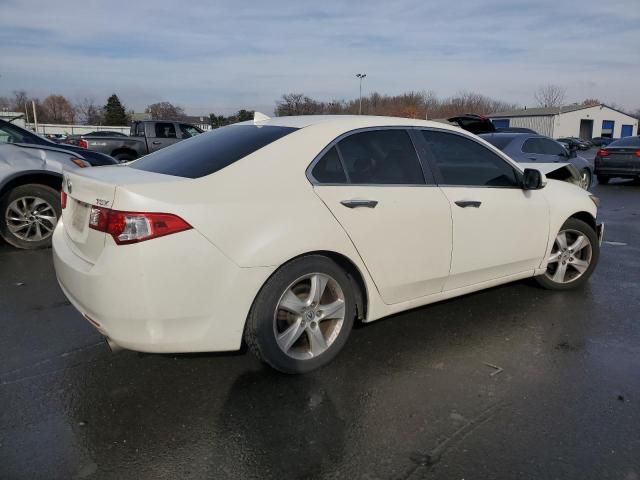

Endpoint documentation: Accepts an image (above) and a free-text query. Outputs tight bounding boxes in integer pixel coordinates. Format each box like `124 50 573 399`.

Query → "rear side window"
523 138 565 155
421 130 519 187
132 123 146 137
131 125 298 178
155 123 176 138
336 130 425 184
312 147 347 183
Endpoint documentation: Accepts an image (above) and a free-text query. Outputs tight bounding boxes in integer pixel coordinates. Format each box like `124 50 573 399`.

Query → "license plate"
71 202 89 232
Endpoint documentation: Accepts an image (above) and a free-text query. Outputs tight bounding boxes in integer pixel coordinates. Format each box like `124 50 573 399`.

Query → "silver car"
0 143 90 249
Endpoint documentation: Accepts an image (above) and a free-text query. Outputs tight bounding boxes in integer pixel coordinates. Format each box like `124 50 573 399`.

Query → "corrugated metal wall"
490 116 555 136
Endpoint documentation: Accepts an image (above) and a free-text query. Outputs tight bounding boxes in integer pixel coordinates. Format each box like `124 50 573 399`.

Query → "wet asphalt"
1 175 639 479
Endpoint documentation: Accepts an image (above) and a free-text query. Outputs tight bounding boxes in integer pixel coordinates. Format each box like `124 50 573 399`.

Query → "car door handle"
454 200 482 208
152 141 162 145
340 199 378 209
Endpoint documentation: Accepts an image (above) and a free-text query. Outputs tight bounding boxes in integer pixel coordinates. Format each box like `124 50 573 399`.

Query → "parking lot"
1 169 639 479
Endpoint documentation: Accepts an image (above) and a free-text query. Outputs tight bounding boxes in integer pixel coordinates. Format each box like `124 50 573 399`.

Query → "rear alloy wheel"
579 169 591 190
0 184 61 249
245 255 356 373
535 218 599 290
596 175 610 185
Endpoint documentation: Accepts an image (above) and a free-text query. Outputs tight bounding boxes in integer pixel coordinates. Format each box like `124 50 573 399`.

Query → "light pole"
356 73 366 115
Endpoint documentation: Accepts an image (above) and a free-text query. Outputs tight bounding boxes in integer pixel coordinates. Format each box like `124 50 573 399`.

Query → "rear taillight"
597 149 609 157
78 139 88 149
60 191 67 209
88 206 192 245
635 150 640 158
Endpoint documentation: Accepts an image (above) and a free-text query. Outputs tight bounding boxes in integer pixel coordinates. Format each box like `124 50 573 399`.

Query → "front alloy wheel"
545 229 592 284
0 184 61 249
579 169 591 190
535 218 599 290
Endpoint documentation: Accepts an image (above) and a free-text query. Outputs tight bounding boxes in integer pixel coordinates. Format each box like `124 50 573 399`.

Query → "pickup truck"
73 120 203 162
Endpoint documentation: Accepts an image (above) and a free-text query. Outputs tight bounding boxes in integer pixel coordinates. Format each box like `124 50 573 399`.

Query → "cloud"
1 0 638 114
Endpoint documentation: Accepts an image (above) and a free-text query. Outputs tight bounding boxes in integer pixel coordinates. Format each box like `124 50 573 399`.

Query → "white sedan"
53 114 603 373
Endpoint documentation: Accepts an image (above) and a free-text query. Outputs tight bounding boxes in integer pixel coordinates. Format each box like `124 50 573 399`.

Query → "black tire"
535 218 599 290
244 255 357 373
596 175 610 184
114 152 135 163
0 184 61 249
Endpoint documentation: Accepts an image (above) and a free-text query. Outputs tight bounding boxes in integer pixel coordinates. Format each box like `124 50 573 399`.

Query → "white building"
489 104 638 139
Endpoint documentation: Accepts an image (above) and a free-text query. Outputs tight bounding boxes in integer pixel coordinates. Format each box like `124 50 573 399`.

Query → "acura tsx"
53 114 603 373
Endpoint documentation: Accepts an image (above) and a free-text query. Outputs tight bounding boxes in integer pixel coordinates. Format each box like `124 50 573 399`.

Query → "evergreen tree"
102 94 129 125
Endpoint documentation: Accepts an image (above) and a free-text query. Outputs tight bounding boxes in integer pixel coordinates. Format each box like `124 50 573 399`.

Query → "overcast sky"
1 0 639 115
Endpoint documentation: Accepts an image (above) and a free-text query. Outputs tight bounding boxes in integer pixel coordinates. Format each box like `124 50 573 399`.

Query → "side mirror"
569 148 577 158
522 168 545 190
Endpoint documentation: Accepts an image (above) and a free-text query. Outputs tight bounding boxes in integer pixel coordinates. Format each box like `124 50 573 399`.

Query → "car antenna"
253 112 270 123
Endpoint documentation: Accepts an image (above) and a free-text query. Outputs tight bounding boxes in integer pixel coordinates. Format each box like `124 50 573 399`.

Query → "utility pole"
356 73 366 115
32 100 38 133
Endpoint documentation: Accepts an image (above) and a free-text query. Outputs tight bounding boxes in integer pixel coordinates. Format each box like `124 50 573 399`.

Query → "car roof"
235 114 464 132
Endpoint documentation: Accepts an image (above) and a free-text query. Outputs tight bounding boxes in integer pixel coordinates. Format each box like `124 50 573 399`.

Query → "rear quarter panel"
110 124 388 319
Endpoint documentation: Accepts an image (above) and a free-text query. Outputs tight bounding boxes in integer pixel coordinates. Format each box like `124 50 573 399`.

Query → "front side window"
155 122 176 138
336 129 425 185
131 125 298 178
421 130 519 187
180 124 202 138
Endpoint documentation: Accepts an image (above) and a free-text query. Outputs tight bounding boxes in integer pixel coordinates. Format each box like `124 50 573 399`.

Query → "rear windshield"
479 134 514 150
608 136 640 147
131 125 298 178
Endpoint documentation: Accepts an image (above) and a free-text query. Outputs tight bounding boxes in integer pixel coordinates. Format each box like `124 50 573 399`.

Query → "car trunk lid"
61 166 184 263
447 114 496 134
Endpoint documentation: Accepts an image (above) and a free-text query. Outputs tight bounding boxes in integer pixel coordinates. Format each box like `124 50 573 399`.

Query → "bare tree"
40 95 75 123
534 84 567 108
75 97 103 124
145 101 186 121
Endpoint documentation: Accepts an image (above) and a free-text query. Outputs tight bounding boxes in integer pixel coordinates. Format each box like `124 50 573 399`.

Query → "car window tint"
132 123 146 137
479 134 514 150
421 130 519 187
312 147 347 183
180 124 201 138
538 138 565 155
522 138 542 154
131 125 298 178
337 130 424 185
155 123 176 138
609 136 640 147
0 125 23 143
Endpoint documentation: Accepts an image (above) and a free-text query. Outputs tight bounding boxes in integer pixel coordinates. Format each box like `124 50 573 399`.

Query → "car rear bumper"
595 161 640 177
52 221 274 353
